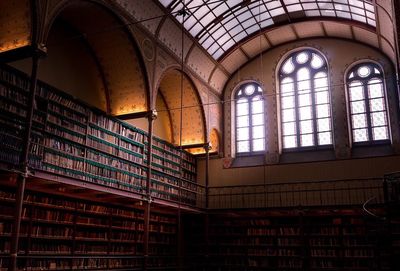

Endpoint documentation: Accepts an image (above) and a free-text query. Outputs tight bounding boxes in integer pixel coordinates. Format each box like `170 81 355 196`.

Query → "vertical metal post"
9 50 40 271
143 110 156 271
204 143 210 209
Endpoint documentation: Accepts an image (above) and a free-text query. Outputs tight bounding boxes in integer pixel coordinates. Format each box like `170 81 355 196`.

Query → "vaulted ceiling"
118 0 396 96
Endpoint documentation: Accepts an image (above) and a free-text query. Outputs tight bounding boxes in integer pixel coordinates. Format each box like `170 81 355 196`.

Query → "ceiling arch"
159 0 376 59
0 0 32 54
157 69 206 146
44 0 149 115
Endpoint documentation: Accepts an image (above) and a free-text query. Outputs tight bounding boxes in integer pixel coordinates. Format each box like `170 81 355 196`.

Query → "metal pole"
9 50 40 271
143 110 156 271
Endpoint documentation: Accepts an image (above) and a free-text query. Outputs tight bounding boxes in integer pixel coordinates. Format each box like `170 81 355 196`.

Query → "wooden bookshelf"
182 208 393 271
0 183 183 271
0 64 200 208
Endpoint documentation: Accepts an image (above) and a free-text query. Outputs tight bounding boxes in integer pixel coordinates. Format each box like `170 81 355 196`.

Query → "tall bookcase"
183 208 392 271
0 180 182 270
0 64 201 206
0 63 201 271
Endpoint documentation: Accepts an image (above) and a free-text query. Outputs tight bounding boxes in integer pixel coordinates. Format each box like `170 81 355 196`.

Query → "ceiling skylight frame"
159 0 376 60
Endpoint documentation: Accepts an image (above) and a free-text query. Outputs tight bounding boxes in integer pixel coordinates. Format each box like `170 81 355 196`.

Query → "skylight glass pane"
335 3 350 12
260 19 274 28
221 39 235 51
233 31 247 42
159 0 375 60
213 2 229 16
321 10 336 17
337 11 351 19
228 0 242 8
200 12 215 26
287 4 303 12
159 0 173 7
246 25 260 35
303 3 318 10
306 10 321 16
207 43 219 55
238 10 253 22
189 23 203 36
185 16 198 29
242 17 257 29
270 7 285 17
319 2 334 9
212 48 224 59
266 1 281 9
284 0 300 4
352 14 367 23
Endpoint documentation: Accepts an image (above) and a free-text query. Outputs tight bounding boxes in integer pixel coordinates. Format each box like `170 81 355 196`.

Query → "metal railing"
208 177 384 209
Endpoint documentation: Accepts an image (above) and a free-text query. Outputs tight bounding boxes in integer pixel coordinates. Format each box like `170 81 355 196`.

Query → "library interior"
1 0 400 270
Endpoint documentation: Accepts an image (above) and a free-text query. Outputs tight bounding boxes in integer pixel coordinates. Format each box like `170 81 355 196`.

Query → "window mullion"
363 80 373 142
249 96 253 153
310 70 319 147
294 73 301 148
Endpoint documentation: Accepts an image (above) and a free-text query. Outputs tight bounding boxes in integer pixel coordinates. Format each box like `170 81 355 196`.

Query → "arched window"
346 62 390 144
279 49 333 150
235 83 265 155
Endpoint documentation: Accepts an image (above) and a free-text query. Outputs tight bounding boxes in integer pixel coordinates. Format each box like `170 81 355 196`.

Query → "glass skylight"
159 0 376 60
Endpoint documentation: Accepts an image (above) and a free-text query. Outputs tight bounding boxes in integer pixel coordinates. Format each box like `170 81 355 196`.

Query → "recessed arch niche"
156 69 206 147
40 0 148 114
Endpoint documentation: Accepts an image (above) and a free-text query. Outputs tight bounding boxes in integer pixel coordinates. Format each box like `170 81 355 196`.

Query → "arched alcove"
156 69 206 147
11 0 149 114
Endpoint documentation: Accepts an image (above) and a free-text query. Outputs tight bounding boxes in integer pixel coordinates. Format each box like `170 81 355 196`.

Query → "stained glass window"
279 49 333 150
235 83 265 154
347 63 390 144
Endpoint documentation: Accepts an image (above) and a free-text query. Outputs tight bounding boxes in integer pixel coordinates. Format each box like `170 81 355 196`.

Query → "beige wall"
10 22 107 111
127 94 172 142
199 155 400 187
224 38 400 160
199 38 400 206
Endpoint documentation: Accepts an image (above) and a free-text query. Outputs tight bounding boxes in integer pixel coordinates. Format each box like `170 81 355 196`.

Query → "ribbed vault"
0 0 31 53
45 1 148 115
157 69 206 146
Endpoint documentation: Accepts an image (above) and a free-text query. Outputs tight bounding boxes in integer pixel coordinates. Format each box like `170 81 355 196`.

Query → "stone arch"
156 68 206 146
42 0 149 114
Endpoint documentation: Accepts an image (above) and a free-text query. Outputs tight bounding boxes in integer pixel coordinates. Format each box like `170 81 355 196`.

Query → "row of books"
0 64 198 207
0 187 179 270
